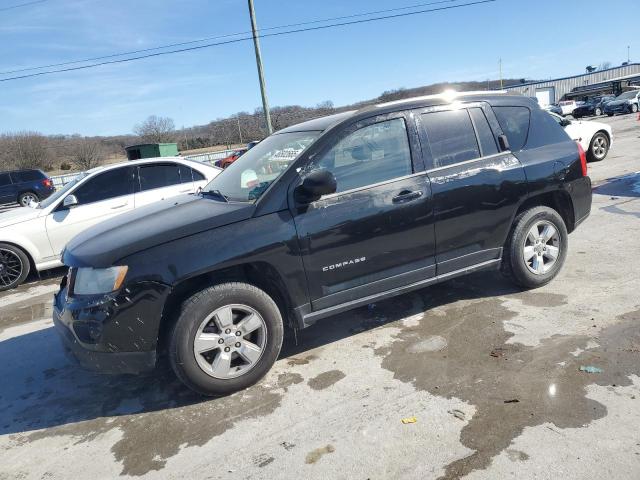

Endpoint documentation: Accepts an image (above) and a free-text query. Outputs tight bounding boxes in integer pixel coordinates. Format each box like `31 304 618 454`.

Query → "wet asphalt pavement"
1 114 639 479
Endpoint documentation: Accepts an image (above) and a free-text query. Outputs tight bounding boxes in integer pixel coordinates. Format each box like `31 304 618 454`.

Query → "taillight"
577 142 587 176
42 178 52 188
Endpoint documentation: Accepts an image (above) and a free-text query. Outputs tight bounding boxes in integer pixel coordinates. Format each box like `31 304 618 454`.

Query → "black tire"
587 131 609 162
169 282 284 396
17 191 39 207
0 243 30 291
501 206 568 289
595 107 602 116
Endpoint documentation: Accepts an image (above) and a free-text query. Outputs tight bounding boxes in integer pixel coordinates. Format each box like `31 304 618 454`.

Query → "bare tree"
599 61 612 70
133 115 175 143
0 131 52 170
69 138 106 170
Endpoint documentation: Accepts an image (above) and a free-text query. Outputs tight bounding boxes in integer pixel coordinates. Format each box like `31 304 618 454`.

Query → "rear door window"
492 106 531 151
138 163 190 191
191 168 206 182
469 108 499 156
419 109 480 168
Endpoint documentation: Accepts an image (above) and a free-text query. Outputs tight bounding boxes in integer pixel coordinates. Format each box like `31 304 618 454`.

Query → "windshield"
38 172 87 209
203 131 321 202
616 91 638 100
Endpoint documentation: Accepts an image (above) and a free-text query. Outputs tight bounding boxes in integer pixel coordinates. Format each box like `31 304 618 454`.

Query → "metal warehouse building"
505 63 640 105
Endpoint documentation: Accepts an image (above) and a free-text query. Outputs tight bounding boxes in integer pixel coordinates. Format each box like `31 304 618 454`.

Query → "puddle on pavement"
0 298 52 335
371 279 640 480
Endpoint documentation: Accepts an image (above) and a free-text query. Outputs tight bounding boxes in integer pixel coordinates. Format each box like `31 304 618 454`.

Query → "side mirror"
497 134 510 152
295 168 337 204
63 194 79 209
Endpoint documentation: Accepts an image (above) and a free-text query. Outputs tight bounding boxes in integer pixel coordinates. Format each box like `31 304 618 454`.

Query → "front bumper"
52 276 170 374
604 104 630 114
54 308 157 374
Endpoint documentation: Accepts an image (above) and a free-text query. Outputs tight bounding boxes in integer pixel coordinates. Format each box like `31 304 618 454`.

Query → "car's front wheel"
588 132 609 162
631 104 638 113
595 107 602 116
501 206 568 289
18 191 39 207
169 282 284 396
0 243 30 291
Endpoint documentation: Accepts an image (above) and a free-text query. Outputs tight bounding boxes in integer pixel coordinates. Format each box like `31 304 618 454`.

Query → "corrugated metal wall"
505 63 640 101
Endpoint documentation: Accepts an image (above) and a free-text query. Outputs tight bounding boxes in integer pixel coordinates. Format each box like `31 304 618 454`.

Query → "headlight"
73 266 128 295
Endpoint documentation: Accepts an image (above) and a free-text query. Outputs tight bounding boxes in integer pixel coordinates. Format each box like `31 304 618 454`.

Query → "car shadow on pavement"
0 271 521 437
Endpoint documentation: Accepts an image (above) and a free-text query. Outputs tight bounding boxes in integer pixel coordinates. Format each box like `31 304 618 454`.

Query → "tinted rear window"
11 170 43 183
420 109 480 168
469 108 499 157
492 106 531 151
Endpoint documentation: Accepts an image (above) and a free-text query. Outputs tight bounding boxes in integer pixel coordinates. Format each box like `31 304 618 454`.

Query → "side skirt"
296 257 502 328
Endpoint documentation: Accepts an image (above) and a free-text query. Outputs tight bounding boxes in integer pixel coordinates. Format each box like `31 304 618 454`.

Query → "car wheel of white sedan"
588 132 609 162
0 243 30 291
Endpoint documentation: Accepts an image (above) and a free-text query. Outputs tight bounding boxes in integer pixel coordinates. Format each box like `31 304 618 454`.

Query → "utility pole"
237 116 243 144
499 58 503 89
628 45 631 64
248 0 273 135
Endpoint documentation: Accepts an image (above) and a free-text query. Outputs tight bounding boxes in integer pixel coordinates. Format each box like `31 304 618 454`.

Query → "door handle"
111 202 128 210
392 190 423 204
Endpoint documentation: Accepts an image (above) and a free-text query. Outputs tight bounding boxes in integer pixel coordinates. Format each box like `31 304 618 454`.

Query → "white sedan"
0 157 220 290
548 112 613 162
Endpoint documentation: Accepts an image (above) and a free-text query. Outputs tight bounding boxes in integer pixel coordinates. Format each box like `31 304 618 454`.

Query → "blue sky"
0 0 637 136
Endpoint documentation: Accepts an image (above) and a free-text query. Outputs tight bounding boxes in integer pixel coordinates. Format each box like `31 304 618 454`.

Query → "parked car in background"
0 157 220 290
604 90 640 116
572 95 615 118
558 100 583 116
53 92 592 395
548 112 612 162
0 169 55 207
215 148 247 169
541 103 562 115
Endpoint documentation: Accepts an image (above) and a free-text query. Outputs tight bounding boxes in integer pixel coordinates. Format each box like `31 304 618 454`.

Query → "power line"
0 0 496 83
0 0 48 12
1 0 469 76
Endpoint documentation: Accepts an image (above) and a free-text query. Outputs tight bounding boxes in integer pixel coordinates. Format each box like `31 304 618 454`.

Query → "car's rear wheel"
588 132 609 162
631 104 638 113
169 282 284 396
18 191 39 207
595 107 602 116
501 206 568 289
0 243 30 291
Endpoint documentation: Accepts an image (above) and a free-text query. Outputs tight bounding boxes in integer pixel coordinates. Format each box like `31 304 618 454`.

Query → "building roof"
505 63 640 89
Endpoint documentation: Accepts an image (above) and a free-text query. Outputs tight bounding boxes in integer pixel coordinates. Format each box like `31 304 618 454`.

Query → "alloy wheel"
595 108 602 116
193 304 267 379
19 193 37 207
592 135 608 160
0 248 23 288
522 220 561 275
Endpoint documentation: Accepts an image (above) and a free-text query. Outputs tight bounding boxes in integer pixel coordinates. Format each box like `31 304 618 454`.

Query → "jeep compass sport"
54 93 592 396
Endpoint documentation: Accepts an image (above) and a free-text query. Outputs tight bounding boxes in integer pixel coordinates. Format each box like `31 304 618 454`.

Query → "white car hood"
0 206 43 228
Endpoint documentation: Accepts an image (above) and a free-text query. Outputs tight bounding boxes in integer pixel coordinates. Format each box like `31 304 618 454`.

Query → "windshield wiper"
201 189 228 203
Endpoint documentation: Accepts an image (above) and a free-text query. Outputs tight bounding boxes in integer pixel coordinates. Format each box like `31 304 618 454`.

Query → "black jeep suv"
54 93 592 395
